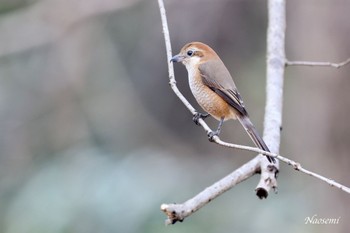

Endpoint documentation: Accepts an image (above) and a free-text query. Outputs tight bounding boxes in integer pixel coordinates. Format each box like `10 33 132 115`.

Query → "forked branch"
157 0 350 226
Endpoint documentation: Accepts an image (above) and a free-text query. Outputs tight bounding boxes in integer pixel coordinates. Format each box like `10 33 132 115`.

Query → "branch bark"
255 0 286 196
160 156 261 224
286 58 350 68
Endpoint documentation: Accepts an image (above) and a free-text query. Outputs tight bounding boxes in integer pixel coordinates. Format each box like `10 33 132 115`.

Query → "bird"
170 42 275 163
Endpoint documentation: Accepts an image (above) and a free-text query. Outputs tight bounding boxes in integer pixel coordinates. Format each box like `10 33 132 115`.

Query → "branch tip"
256 188 268 199
286 58 350 68
160 204 186 225
160 204 168 211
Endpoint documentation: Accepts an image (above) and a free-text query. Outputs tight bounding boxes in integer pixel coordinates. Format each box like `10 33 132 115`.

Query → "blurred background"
0 0 349 232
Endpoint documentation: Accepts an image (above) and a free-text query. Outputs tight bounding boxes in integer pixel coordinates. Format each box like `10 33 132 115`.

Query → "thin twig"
286 58 350 68
212 137 350 193
158 0 197 115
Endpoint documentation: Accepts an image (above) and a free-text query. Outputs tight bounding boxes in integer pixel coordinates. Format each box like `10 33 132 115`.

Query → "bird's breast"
187 72 237 121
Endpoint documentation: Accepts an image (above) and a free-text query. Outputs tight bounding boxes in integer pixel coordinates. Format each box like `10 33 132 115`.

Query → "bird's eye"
187 50 194 56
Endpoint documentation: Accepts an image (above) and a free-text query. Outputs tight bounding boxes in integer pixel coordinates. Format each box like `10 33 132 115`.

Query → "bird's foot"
207 117 224 142
193 112 210 125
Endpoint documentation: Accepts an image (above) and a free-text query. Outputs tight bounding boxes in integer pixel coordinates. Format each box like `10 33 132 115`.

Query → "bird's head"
170 42 218 68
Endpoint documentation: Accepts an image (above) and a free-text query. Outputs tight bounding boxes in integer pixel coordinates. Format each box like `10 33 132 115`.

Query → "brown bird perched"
171 42 275 163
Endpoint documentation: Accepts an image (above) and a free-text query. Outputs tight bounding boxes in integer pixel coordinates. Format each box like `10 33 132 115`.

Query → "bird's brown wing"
199 59 274 162
199 60 248 116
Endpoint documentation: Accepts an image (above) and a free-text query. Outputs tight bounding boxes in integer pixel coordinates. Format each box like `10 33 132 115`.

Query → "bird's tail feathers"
237 115 275 163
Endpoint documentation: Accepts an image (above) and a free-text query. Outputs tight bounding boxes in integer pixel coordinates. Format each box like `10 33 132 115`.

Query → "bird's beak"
170 54 185 63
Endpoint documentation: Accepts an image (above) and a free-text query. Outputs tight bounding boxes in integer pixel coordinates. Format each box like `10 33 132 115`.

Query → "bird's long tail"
237 115 275 163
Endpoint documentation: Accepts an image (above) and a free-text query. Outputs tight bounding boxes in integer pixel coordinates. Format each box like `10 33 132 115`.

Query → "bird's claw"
193 112 209 125
207 131 218 142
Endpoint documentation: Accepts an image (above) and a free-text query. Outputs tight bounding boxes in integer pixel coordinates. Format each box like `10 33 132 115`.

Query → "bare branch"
158 0 198 116
209 137 350 195
206 136 350 193
160 138 350 224
256 0 287 197
286 58 350 68
158 0 350 225
160 156 261 224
